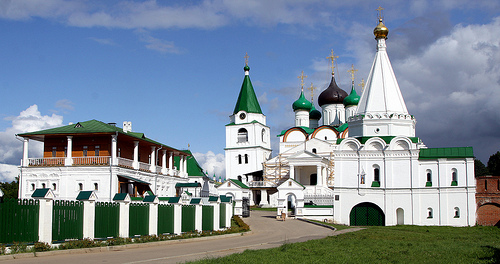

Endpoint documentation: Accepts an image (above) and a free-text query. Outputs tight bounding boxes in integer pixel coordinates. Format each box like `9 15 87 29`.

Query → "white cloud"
192 151 225 179
55 99 74 112
134 29 183 54
89 37 116 46
0 105 63 182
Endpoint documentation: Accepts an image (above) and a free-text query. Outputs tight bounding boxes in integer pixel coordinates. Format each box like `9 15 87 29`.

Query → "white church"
219 15 476 226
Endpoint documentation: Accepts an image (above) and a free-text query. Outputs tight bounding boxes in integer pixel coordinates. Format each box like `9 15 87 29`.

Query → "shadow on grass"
479 245 500 263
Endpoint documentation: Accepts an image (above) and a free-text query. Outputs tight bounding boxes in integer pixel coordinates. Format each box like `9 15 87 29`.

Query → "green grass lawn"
190 225 500 263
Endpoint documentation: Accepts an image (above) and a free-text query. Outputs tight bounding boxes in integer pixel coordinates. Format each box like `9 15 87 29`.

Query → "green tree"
475 159 489 177
0 177 19 199
487 151 500 176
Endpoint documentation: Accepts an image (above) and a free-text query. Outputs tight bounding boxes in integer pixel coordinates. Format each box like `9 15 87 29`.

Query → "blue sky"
0 0 499 181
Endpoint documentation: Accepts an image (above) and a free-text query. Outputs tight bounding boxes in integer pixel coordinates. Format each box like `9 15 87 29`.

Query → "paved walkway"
1 211 362 264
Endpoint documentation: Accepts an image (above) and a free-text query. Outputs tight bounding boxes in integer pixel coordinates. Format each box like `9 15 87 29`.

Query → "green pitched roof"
31 188 50 198
17 119 188 155
174 150 208 178
143 195 157 202
208 196 219 202
113 193 128 201
233 66 262 114
419 147 474 160
175 182 201 188
229 179 249 189
190 198 201 204
168 197 181 203
76 191 94 200
220 195 232 203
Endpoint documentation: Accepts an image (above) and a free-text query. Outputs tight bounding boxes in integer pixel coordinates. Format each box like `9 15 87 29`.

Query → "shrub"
33 242 51 252
59 238 98 250
9 242 28 254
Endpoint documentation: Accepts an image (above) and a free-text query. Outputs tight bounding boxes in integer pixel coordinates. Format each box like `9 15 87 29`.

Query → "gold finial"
376 6 384 20
326 49 339 75
244 52 249 66
308 83 316 102
347 64 358 84
297 71 307 91
188 143 190 150
358 78 365 92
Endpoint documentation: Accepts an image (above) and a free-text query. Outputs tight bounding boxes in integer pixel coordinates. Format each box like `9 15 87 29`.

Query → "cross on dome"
376 6 384 20
308 83 316 102
297 71 307 91
326 49 339 75
358 78 365 92
347 64 358 85
244 52 249 66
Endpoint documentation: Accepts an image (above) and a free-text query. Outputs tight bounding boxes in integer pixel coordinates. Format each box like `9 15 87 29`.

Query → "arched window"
372 165 380 187
238 155 242 164
454 207 460 218
238 176 242 182
52 183 57 191
262 129 266 143
451 169 458 186
244 154 248 164
31 183 35 191
78 183 83 191
426 170 432 187
94 183 99 191
41 183 46 189
95 145 100 156
237 128 248 143
427 208 433 219
312 148 317 154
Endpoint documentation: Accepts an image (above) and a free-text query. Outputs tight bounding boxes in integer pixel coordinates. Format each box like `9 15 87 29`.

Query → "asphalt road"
1 211 355 264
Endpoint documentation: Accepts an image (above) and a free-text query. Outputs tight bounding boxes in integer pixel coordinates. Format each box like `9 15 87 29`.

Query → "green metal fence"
202 205 214 231
220 203 226 228
181 205 196 232
129 203 149 237
158 204 174 234
0 199 39 244
52 200 83 241
94 202 119 239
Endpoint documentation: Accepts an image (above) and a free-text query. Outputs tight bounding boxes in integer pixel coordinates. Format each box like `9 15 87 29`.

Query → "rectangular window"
95 145 100 157
485 179 488 191
83 146 88 157
52 147 57 157
64 147 67 157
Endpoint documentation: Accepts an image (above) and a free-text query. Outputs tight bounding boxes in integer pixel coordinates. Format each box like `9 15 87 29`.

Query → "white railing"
28 157 65 167
138 161 150 172
72 156 110 166
156 166 162 173
117 157 134 168
248 181 276 187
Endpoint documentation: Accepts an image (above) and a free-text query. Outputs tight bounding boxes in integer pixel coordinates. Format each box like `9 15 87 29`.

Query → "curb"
0 231 253 261
297 218 337 231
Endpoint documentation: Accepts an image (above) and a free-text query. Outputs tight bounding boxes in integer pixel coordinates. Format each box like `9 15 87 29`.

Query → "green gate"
349 202 385 226
129 203 149 237
52 200 83 241
181 205 196 232
0 199 39 243
202 206 214 231
220 203 226 228
94 202 119 239
158 204 174 234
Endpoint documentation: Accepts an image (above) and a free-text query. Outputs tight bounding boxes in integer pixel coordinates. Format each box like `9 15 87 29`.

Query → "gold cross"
308 83 316 102
326 49 339 75
376 6 384 20
347 64 358 84
297 71 307 90
358 78 365 92
244 52 249 66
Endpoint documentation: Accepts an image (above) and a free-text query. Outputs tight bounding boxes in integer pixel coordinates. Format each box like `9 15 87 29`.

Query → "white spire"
356 37 409 116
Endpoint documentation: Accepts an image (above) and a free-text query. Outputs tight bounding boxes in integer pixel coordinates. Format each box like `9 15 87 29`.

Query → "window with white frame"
427 208 433 218
237 128 248 143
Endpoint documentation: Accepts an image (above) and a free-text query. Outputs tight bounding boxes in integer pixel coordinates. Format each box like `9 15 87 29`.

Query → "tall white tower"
225 58 271 181
348 16 416 137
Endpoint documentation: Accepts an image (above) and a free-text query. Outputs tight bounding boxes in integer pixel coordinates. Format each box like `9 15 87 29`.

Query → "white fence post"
226 202 233 228
113 193 131 238
195 204 202 232
77 191 98 240
31 189 55 244
210 198 221 231
173 204 182 235
144 195 159 236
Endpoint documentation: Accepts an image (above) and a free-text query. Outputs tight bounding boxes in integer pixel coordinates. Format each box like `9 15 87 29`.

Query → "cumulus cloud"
0 105 63 182
389 17 500 162
192 151 225 179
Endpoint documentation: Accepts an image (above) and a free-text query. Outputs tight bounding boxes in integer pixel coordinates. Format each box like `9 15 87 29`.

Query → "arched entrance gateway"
349 202 385 226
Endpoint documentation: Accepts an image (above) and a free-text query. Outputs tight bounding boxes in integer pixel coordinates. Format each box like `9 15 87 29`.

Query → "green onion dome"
292 90 313 111
343 86 360 106
309 105 322 120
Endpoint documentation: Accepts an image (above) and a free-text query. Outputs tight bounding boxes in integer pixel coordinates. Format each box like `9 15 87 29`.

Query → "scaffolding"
327 152 335 186
263 154 290 185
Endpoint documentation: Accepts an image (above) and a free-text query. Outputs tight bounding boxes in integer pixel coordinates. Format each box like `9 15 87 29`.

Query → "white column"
22 138 29 167
133 141 139 170
37 198 53 244
66 136 73 166
111 134 118 166
82 200 96 239
259 189 268 206
179 155 184 176
150 146 156 173
168 152 174 175
161 150 167 174
226 202 232 227
118 201 130 238
183 156 188 177
195 204 202 232
289 165 295 180
317 165 322 186
213 204 220 230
